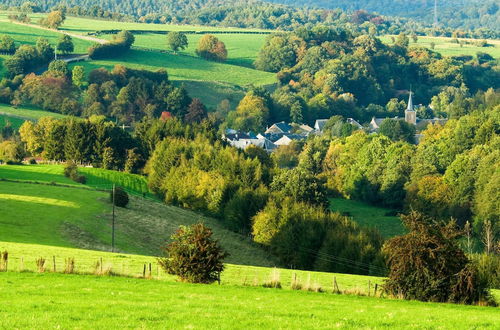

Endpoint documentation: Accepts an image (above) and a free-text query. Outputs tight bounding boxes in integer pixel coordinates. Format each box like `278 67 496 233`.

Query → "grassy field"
0 12 271 34
0 20 93 54
329 198 405 238
0 271 498 328
380 35 500 59
0 164 149 195
0 178 274 266
70 49 275 86
124 33 267 68
0 114 23 130
0 103 68 120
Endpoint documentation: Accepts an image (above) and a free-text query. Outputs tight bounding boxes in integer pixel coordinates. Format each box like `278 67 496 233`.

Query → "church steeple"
407 91 414 111
405 91 416 125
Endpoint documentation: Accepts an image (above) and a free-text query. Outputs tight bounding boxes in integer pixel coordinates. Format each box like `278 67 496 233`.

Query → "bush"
64 161 78 178
383 211 494 305
111 186 129 208
158 223 228 283
29 158 37 164
64 161 87 184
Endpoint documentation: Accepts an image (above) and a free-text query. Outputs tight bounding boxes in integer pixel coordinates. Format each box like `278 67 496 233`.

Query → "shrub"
158 223 228 283
29 158 37 164
111 187 129 208
383 211 494 305
64 161 78 177
196 34 227 62
64 161 86 184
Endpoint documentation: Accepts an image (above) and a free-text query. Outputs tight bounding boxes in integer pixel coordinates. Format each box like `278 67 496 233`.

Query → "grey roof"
265 121 293 134
314 119 328 131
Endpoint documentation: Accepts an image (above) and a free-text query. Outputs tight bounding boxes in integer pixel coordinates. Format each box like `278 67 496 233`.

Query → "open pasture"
329 198 405 238
0 20 93 54
125 33 268 68
380 35 500 59
0 270 498 329
70 49 275 86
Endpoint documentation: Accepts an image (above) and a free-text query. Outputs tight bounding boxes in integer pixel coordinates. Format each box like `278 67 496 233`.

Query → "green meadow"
0 114 23 130
0 20 93 53
380 35 500 59
329 198 405 238
124 33 268 68
0 271 498 329
0 104 68 121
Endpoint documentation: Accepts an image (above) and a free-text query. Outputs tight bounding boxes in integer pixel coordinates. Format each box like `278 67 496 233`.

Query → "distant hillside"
2 0 498 31
270 0 500 31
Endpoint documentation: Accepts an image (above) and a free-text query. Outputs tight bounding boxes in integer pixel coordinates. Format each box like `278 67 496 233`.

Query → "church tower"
405 91 417 125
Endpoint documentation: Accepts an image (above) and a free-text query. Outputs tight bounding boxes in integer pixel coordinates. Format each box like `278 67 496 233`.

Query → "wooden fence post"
142 264 146 278
368 280 371 297
53 256 56 272
374 283 378 297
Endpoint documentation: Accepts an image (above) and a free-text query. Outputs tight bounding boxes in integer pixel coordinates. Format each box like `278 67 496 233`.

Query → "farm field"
70 49 276 87
380 35 500 59
0 271 499 329
0 176 274 265
0 104 68 121
120 33 268 68
0 20 93 54
1 164 149 195
0 12 271 35
329 198 405 238
0 114 23 130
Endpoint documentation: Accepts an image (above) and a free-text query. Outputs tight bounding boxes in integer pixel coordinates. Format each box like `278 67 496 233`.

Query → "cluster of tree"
88 30 134 59
0 62 203 124
146 129 385 274
19 116 141 171
196 35 227 62
322 96 499 243
3 37 54 76
243 26 499 127
271 0 500 33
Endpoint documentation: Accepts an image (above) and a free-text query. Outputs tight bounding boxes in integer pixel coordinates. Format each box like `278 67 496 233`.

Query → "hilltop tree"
167 31 188 52
57 34 74 55
196 34 227 62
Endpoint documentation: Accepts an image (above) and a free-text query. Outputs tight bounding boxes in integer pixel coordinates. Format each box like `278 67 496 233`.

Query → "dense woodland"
272 0 500 31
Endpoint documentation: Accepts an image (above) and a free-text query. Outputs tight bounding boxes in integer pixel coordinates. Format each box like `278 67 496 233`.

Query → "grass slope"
329 198 405 238
380 35 500 59
0 164 150 195
0 20 93 54
0 114 23 130
0 104 67 120
0 178 274 266
0 12 270 35
125 33 267 68
71 49 275 87
1 272 498 328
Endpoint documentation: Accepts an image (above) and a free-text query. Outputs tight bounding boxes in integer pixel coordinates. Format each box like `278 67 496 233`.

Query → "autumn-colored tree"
226 93 269 132
41 10 65 29
196 34 227 62
184 98 207 124
384 212 493 305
